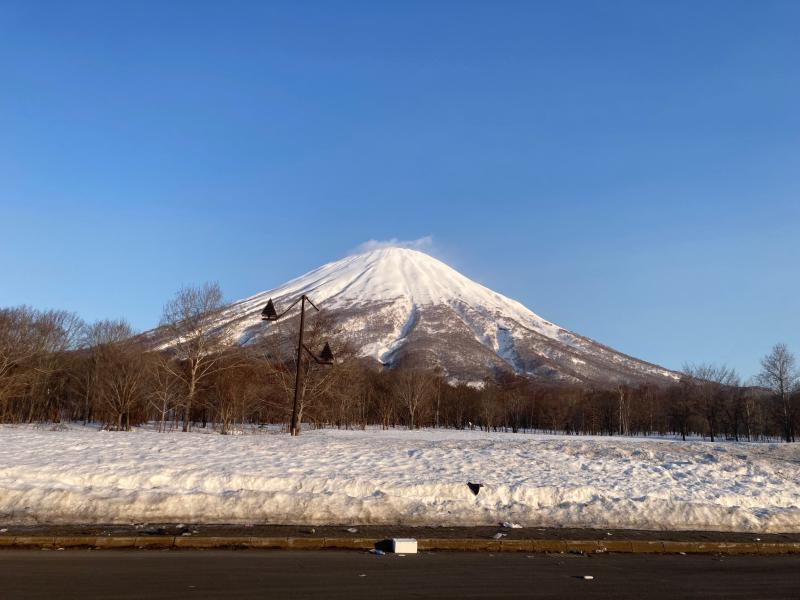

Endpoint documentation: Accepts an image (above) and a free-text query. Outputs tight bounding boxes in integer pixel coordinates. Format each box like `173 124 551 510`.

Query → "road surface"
1 550 798 599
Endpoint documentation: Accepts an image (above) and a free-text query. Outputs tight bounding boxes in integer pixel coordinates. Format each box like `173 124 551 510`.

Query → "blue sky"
1 1 798 379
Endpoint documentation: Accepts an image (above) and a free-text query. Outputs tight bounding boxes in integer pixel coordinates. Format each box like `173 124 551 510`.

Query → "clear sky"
1 1 798 380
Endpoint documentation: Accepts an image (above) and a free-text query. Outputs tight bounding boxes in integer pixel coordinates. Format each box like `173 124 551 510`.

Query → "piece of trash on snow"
345 527 358 533
582 575 594 580
175 524 185 529
0 528 7 533
501 522 523 529
492 533 507 540
755 538 761 541
467 482 484 496
606 532 613 536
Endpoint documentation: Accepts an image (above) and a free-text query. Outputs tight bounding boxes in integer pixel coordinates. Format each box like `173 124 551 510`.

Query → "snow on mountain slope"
169 247 679 385
236 248 556 325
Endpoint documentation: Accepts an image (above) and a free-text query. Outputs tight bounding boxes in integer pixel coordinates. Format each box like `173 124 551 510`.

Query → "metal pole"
290 295 306 436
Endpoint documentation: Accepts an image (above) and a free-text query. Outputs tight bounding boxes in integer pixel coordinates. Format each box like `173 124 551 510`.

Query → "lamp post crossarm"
303 295 321 311
271 295 320 321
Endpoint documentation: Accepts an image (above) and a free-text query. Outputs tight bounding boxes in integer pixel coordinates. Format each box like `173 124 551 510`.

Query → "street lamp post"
261 294 334 436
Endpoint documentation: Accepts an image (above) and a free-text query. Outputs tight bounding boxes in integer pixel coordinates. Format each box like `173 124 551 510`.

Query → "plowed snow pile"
1 425 798 532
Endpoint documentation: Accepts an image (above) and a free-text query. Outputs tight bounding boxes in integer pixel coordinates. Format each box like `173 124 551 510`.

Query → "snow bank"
1 426 798 532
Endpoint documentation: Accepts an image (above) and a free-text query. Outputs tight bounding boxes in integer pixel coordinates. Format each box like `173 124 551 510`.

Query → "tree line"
1 283 797 442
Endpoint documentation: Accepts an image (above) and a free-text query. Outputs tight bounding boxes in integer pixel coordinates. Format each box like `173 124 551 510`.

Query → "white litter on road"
0 425 798 532
391 538 417 554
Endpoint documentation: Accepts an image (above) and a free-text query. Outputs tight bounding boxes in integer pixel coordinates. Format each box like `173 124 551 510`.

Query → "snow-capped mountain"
177 247 678 386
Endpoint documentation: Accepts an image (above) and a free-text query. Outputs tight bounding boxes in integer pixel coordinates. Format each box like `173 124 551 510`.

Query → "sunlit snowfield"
1 424 798 532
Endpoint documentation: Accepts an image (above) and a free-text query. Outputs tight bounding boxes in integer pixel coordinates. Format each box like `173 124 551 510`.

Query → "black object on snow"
467 482 484 496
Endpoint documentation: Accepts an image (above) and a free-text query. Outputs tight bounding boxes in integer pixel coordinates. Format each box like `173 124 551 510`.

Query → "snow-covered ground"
1 425 798 532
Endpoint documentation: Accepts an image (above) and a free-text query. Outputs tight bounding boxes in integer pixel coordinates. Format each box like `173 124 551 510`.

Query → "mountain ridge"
161 247 680 386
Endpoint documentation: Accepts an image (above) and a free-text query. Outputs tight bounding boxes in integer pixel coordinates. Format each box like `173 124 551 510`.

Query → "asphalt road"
1 550 798 599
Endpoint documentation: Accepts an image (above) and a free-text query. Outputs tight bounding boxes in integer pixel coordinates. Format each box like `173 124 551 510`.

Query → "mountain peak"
246 245 516 311
355 245 429 258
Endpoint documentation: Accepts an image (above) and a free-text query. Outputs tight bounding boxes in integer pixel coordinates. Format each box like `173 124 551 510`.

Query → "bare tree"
669 378 695 441
372 372 397 430
95 335 149 431
160 282 232 431
35 309 85 422
208 355 259 434
757 344 798 442
432 366 443 428
0 307 42 420
76 319 134 424
0 307 84 423
393 369 431 429
683 363 739 442
617 384 631 436
148 353 181 432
